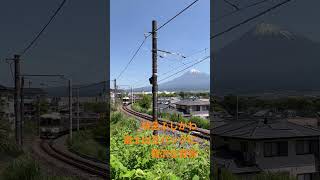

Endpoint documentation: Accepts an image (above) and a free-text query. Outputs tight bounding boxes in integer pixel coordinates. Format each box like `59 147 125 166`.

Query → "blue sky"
111 0 210 89
213 0 320 50
0 0 107 87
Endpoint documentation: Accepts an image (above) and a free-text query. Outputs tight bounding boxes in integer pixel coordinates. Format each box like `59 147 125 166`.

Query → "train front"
40 113 62 139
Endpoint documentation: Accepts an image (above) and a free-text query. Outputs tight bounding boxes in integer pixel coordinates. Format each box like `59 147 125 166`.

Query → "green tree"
137 95 151 110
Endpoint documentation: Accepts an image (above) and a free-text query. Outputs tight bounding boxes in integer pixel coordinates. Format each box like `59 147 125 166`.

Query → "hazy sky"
0 0 107 87
213 0 320 51
111 0 210 89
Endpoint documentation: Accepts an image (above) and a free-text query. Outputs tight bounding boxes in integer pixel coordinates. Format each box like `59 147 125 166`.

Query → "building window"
296 140 318 155
297 173 312 180
264 141 288 157
240 142 248 152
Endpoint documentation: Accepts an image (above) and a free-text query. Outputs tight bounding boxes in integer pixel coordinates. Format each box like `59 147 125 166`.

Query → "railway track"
40 135 108 179
122 105 210 141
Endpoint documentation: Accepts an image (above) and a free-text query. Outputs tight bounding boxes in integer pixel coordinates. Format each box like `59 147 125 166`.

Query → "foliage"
159 112 209 129
83 102 108 113
0 118 22 157
158 92 177 98
68 130 107 162
189 116 209 129
110 111 210 179
137 95 152 110
0 154 76 180
23 119 37 136
220 95 320 117
132 103 151 115
178 92 209 99
32 99 50 115
92 116 108 139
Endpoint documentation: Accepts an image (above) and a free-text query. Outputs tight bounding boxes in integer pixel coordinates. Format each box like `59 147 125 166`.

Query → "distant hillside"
45 83 106 97
135 69 210 92
213 23 320 95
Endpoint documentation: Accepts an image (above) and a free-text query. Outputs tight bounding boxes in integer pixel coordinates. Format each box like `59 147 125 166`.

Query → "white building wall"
255 139 317 177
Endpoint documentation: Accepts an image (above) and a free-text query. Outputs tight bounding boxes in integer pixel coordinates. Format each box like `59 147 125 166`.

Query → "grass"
0 118 23 157
133 103 210 129
68 130 107 162
110 111 210 179
1 154 78 180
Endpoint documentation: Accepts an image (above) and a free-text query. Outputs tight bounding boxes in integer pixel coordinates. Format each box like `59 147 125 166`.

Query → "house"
212 118 320 179
0 85 14 129
287 117 319 128
22 88 48 119
175 98 209 119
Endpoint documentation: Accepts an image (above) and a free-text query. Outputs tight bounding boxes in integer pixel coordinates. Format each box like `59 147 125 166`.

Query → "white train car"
122 96 130 106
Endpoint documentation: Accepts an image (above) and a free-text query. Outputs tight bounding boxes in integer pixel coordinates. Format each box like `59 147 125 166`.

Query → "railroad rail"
122 105 210 140
40 134 108 179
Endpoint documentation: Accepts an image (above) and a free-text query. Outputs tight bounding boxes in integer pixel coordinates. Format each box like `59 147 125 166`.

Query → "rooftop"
175 99 209 106
40 112 61 119
213 119 320 139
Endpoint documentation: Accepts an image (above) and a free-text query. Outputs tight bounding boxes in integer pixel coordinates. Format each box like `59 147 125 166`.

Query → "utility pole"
77 88 80 131
236 95 239 121
131 86 133 104
103 80 107 102
13 54 22 148
68 79 73 140
114 79 117 106
20 76 24 146
37 95 40 137
152 20 158 135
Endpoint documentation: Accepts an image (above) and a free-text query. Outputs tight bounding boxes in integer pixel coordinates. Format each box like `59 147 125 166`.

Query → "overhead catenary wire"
133 48 209 88
156 0 200 32
160 52 210 76
159 47 208 68
116 36 148 80
159 55 210 83
116 0 201 81
211 0 293 39
20 0 67 56
223 0 240 10
76 81 106 89
214 0 271 23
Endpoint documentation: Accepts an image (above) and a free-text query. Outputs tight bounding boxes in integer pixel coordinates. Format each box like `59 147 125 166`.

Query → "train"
122 96 130 106
40 112 99 139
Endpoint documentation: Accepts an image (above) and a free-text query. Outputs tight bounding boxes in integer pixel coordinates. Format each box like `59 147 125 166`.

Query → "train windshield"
40 118 60 126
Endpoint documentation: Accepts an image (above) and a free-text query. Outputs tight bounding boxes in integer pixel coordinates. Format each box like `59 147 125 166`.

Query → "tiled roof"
212 119 320 139
175 99 209 106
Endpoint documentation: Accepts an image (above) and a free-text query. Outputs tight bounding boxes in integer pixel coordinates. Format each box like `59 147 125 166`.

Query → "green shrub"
68 130 107 162
137 95 152 110
110 112 210 179
1 154 40 180
189 116 209 129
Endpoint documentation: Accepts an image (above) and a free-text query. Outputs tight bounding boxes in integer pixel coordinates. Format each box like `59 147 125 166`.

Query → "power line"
211 0 293 39
133 48 209 88
159 55 210 83
116 37 147 80
223 0 240 10
76 81 106 89
214 0 271 23
160 51 209 76
156 0 200 32
159 47 208 68
20 0 67 56
116 0 200 81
